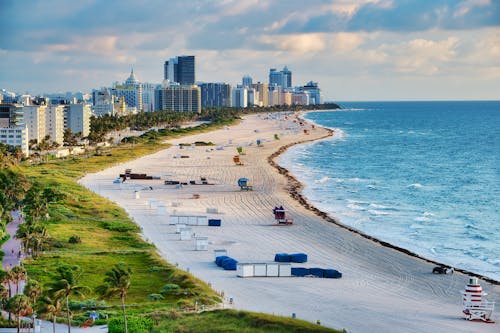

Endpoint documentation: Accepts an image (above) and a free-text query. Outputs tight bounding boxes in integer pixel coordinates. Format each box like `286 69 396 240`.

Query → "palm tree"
0 269 15 322
96 262 132 333
24 279 42 306
5 294 32 333
46 265 89 333
15 222 34 255
41 295 63 333
0 284 9 312
11 265 27 294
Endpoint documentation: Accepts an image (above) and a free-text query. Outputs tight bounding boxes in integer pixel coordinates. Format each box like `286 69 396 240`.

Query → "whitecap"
423 211 434 216
315 176 331 184
368 209 390 216
346 199 370 205
369 203 390 209
414 216 431 222
339 108 366 112
347 203 365 211
332 128 346 141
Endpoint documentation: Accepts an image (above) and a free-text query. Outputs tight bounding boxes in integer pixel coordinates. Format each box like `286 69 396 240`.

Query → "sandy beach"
79 113 499 333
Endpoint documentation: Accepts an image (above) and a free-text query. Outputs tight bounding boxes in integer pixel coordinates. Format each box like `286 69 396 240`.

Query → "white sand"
79 113 499 333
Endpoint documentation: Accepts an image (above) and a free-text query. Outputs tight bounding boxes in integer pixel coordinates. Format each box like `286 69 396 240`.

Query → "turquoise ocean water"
279 101 499 281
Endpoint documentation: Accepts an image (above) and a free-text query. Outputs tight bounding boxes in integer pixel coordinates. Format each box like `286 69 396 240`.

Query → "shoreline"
80 112 499 332
268 119 499 285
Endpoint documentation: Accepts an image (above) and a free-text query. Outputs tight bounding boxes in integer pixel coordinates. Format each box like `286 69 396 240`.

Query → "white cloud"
454 0 491 17
381 36 460 75
217 0 269 16
260 33 327 55
329 32 365 53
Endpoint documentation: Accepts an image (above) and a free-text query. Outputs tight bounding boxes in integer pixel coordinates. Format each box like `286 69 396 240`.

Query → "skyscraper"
164 56 195 85
269 66 292 89
282 66 292 89
155 83 201 113
242 75 252 88
111 69 143 111
269 68 282 87
199 83 232 107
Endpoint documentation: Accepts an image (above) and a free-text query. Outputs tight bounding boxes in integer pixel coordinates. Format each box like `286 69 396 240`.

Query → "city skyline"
1 0 499 101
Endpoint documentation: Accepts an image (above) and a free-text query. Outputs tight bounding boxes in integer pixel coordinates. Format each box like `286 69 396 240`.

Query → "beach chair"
233 155 243 165
461 277 495 323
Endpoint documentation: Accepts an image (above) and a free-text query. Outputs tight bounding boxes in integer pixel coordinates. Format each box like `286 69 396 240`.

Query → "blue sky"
1 0 499 100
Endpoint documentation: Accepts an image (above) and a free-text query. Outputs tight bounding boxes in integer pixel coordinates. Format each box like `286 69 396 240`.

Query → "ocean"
279 101 499 281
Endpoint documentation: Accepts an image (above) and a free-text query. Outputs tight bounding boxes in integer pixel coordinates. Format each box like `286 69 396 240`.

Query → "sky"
1 0 499 101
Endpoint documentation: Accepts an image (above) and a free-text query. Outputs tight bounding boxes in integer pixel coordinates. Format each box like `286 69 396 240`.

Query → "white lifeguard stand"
461 277 495 323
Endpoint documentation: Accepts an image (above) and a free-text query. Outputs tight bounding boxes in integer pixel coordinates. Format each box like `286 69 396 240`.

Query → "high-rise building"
269 66 292 89
299 81 322 104
164 56 195 85
247 88 258 107
112 69 143 111
45 105 65 145
199 83 232 107
141 83 157 112
242 75 253 88
65 104 91 137
282 66 292 89
268 85 282 106
251 82 269 107
269 68 282 87
281 91 292 106
23 105 46 144
155 83 201 113
292 91 310 105
232 86 247 108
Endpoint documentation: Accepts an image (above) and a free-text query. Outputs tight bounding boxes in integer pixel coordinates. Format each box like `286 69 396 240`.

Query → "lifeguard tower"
238 178 253 191
233 155 243 165
273 206 293 225
461 277 495 323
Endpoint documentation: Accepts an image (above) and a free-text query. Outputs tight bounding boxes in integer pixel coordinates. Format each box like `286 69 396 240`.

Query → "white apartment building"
112 69 143 111
65 103 91 137
292 91 310 105
232 86 247 108
141 83 156 112
0 126 29 156
46 105 65 145
23 105 46 143
268 85 281 106
251 82 269 107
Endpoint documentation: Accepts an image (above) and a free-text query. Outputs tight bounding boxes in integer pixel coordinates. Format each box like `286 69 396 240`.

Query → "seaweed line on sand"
267 126 499 286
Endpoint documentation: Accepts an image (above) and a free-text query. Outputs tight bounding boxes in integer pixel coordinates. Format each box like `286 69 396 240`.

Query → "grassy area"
17 123 237 316
12 115 347 331
150 309 343 333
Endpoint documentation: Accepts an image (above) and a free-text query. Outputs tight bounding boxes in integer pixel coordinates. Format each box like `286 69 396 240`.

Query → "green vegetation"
0 105 344 332
96 263 133 333
150 309 342 333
